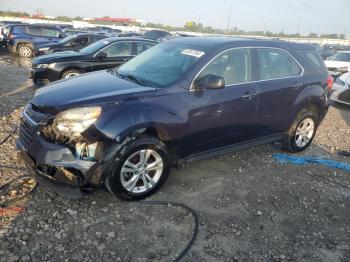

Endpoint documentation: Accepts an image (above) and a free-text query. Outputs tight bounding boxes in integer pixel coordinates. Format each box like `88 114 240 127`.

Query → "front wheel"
283 108 318 153
106 137 170 200
18 44 33 57
61 69 83 79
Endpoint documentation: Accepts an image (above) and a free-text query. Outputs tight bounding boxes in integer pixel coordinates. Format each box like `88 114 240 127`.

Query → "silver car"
330 72 350 105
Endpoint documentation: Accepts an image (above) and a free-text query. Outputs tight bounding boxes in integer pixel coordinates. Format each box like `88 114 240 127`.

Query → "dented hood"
31 70 157 113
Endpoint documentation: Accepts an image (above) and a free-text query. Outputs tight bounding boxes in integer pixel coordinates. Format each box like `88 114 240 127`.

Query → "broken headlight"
53 106 102 137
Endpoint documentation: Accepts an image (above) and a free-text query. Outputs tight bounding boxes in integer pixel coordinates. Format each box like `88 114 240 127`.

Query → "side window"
72 36 89 46
198 48 252 85
26 26 42 36
136 42 155 55
296 50 327 75
256 48 302 80
103 42 132 57
41 27 61 37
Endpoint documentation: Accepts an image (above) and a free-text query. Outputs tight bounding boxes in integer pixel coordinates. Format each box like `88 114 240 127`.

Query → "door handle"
292 83 302 89
242 91 258 100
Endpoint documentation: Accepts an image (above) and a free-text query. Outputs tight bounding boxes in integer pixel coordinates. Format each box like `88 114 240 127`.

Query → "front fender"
94 97 189 143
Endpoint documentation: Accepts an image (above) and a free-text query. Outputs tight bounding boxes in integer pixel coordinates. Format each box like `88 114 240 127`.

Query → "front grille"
18 104 49 149
23 104 47 124
18 119 35 149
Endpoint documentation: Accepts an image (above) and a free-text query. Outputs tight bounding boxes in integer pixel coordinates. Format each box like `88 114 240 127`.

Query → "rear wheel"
106 137 170 200
283 108 318 153
18 44 33 57
61 69 83 79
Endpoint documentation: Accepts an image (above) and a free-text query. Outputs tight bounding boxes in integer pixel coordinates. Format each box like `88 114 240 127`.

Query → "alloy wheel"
64 72 80 78
19 46 32 57
120 149 164 194
295 117 315 148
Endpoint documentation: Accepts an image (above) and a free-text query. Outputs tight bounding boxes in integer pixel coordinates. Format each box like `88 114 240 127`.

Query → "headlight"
36 64 50 69
54 107 102 137
39 47 50 51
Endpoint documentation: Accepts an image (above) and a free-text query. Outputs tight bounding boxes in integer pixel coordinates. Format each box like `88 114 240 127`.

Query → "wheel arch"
60 67 86 79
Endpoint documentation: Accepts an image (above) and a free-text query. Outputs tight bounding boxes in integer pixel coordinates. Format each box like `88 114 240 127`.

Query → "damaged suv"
17 37 331 200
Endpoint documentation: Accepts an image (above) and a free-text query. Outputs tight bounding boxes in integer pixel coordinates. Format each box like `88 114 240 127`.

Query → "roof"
167 36 313 50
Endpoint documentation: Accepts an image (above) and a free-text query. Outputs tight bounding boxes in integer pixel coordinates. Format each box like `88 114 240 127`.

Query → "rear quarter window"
296 50 328 75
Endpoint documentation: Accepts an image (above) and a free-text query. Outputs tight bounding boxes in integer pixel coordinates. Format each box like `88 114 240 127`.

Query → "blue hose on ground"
272 154 350 172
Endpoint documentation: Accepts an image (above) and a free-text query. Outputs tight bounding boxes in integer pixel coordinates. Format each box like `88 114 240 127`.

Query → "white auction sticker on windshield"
181 49 205 58
103 41 110 44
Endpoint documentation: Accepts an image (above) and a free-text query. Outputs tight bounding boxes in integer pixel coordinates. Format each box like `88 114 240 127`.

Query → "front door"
184 48 261 155
93 41 134 71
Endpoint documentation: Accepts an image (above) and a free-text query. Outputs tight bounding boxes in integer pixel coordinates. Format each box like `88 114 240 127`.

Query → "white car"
330 72 350 106
325 51 350 75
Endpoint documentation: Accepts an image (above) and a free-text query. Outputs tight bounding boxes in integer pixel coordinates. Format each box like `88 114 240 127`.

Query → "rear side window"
296 50 328 75
256 48 302 80
41 27 61 37
198 48 252 85
26 26 42 36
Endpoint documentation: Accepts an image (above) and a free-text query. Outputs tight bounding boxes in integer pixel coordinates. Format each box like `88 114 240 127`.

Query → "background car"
35 33 107 56
143 29 172 41
62 28 89 36
0 21 22 46
30 37 157 86
325 51 350 76
330 72 350 105
6 23 67 57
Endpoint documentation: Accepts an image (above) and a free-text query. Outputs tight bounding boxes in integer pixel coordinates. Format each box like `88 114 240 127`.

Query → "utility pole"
297 16 301 35
226 2 232 31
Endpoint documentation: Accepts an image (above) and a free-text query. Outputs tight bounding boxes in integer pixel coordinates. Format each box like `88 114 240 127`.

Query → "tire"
17 44 33 57
106 136 170 200
61 69 83 79
283 108 319 153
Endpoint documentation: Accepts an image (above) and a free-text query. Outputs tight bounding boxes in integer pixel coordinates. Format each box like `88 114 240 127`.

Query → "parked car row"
30 37 157 85
16 37 332 200
1 22 173 58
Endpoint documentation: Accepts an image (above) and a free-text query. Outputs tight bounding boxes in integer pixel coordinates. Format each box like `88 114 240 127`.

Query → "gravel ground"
0 47 349 262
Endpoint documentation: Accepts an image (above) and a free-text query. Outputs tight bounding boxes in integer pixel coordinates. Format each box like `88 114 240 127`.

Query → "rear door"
253 47 304 137
92 41 134 71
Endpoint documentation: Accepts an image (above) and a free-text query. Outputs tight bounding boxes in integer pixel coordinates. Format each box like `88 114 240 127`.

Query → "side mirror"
194 74 225 90
96 51 107 59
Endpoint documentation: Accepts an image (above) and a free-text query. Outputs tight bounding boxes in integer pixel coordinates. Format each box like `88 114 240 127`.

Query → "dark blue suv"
17 37 331 200
6 24 66 57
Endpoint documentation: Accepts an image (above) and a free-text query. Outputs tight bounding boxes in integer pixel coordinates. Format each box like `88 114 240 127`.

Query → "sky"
0 0 349 37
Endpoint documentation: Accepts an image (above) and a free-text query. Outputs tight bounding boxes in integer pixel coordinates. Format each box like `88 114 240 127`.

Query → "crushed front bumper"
16 105 105 193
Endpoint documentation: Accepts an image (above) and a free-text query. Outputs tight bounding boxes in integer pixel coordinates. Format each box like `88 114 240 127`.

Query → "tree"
308 32 318 38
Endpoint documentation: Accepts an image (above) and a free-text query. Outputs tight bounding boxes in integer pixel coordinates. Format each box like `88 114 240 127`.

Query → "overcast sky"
0 0 349 36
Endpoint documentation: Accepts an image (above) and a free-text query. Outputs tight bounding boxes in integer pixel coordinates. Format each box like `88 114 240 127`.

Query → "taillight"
8 34 15 40
327 75 334 92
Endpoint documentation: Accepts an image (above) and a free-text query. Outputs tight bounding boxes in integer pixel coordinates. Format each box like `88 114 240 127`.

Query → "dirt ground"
0 47 349 262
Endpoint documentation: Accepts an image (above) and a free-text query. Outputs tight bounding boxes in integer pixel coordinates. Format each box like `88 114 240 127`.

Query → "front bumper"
16 106 105 190
29 67 60 87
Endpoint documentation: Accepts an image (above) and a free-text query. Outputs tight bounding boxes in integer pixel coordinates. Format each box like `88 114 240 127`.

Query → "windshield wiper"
115 71 147 86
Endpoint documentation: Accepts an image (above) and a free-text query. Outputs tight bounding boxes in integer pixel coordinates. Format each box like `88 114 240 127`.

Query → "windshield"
117 42 207 87
79 39 111 54
328 52 350 62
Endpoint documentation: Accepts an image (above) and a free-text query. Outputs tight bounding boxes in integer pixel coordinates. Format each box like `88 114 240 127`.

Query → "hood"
31 70 157 113
325 60 350 69
32 51 86 64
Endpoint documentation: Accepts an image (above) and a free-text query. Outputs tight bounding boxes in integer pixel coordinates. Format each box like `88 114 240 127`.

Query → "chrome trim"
190 46 305 91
